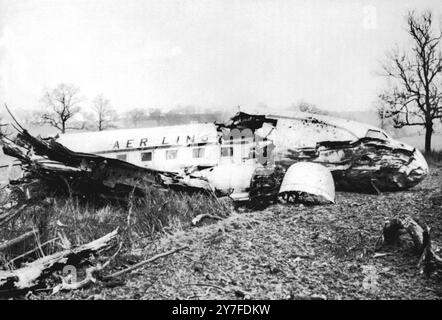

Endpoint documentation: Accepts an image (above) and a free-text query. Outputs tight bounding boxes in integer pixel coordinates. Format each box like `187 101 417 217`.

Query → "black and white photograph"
0 0 441 305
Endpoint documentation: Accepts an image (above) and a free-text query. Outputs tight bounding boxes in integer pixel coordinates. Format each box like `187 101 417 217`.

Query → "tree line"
30 83 117 133
21 83 225 134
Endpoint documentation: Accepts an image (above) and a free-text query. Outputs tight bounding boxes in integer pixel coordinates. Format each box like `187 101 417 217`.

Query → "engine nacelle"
278 162 335 204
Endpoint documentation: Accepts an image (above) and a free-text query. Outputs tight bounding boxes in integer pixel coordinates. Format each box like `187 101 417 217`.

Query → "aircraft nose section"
413 148 429 174
400 147 429 188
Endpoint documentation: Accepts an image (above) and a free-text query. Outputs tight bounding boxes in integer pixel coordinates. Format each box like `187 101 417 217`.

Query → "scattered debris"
52 241 123 293
373 252 390 258
191 214 223 226
0 127 213 203
0 228 119 294
379 216 442 276
224 111 429 192
0 204 28 227
0 108 430 208
0 107 437 299
9 237 58 265
0 229 37 257
105 245 188 279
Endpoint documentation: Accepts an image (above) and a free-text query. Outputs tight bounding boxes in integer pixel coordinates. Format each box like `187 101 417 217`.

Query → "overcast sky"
0 0 441 114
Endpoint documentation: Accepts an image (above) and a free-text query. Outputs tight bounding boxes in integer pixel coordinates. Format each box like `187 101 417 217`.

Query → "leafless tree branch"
91 94 117 131
39 83 83 133
378 10 442 153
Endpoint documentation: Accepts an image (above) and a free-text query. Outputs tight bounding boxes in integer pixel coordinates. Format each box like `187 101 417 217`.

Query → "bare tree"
379 11 442 154
148 108 162 118
40 83 83 133
375 103 401 136
124 108 149 127
292 101 329 115
92 94 117 131
376 104 388 130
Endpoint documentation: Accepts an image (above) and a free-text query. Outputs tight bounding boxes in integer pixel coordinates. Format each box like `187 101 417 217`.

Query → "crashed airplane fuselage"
53 109 428 197
221 110 429 192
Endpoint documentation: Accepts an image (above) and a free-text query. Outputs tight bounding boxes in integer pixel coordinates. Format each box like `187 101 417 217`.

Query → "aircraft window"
116 154 127 161
365 129 388 140
221 146 234 157
166 149 178 160
141 151 152 161
192 148 205 158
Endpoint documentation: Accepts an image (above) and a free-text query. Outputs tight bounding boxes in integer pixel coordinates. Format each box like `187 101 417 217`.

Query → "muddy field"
33 164 441 300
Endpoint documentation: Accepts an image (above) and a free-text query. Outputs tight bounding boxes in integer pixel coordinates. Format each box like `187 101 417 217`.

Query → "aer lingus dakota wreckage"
0 108 429 205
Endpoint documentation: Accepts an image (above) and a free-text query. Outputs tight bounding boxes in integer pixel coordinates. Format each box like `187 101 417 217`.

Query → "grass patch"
422 149 442 165
0 184 232 268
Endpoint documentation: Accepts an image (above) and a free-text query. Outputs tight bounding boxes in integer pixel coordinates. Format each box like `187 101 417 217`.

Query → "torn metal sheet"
193 163 261 201
249 165 285 204
0 228 119 293
0 108 430 205
0 129 214 202
224 110 429 192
